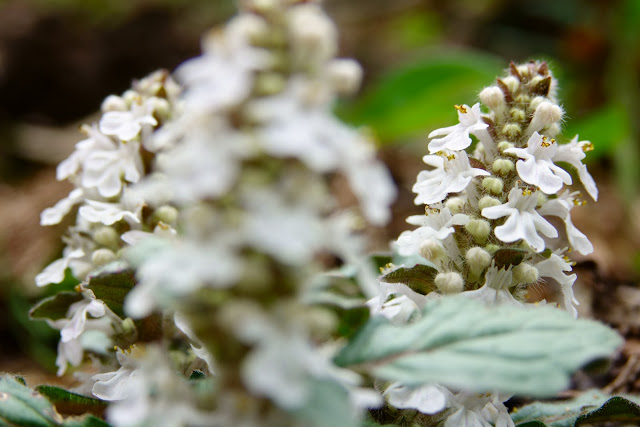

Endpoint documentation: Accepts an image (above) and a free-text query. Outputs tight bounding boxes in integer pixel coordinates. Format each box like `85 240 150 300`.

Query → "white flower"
154 118 252 204
78 189 143 226
41 188 84 226
396 207 470 257
101 346 214 427
80 138 144 198
35 248 85 287
57 125 116 181
413 150 489 205
481 187 557 252
443 390 514 427
92 346 143 400
176 15 269 114
49 294 108 375
124 238 242 318
552 135 598 201
504 132 572 194
99 99 158 142
242 326 380 415
535 252 578 318
366 280 428 324
384 382 451 414
428 103 488 153
537 191 593 255
463 263 522 306
174 312 215 374
242 190 325 265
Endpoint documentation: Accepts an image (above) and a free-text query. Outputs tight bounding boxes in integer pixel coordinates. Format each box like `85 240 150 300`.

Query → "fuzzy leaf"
493 248 526 268
511 390 640 426
335 296 622 397
0 375 59 427
35 386 106 417
379 264 438 295
29 292 82 321
85 264 136 318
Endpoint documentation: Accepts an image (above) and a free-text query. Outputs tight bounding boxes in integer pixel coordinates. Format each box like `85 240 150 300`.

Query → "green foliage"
337 51 503 143
511 389 640 426
29 293 82 321
295 379 355 427
335 296 622 397
0 375 109 427
34 386 106 418
85 264 135 318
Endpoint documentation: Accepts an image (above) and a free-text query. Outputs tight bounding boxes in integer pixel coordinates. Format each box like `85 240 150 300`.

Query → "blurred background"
0 0 638 388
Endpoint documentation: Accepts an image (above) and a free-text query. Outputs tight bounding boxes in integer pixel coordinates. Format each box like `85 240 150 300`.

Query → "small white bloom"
81 139 144 198
79 197 141 226
443 390 514 427
174 312 215 374
35 248 85 287
384 382 451 414
463 264 523 306
176 16 269 114
535 252 578 318
552 135 598 201
99 99 158 142
41 188 84 226
481 187 557 252
413 150 489 205
57 125 116 181
428 103 488 153
396 207 470 257
92 346 143 400
125 238 242 318
537 190 593 255
505 132 572 194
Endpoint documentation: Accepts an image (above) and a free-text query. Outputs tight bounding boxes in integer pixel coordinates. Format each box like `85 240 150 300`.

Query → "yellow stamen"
582 142 594 152
454 104 468 114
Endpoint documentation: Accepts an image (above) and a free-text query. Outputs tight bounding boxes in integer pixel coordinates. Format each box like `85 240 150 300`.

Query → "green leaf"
29 292 82 321
295 379 356 427
511 390 640 426
493 248 527 269
379 264 438 295
0 375 59 427
35 386 106 417
337 51 503 143
562 104 630 159
85 264 136 318
335 296 622 397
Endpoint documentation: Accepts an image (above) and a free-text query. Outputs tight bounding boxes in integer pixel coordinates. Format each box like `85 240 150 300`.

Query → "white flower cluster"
368 62 598 425
36 71 180 376
36 1 395 426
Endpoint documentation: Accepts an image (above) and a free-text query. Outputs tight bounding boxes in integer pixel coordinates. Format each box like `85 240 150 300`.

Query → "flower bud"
502 76 519 93
509 107 526 122
92 248 117 266
93 226 120 248
418 239 447 264
527 101 563 134
479 86 505 111
536 192 547 208
482 177 504 195
147 97 171 120
327 59 362 95
465 219 491 243
288 4 337 65
498 140 514 152
502 123 521 139
466 247 491 275
445 197 465 214
122 90 139 106
101 95 127 112
484 244 500 254
492 158 514 176
478 196 501 210
435 272 464 294
153 205 179 225
529 96 547 111
254 72 286 96
512 263 539 285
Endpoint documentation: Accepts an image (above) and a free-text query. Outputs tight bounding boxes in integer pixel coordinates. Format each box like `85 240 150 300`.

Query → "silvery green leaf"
511 390 640 426
294 379 356 427
85 266 136 318
335 295 622 397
